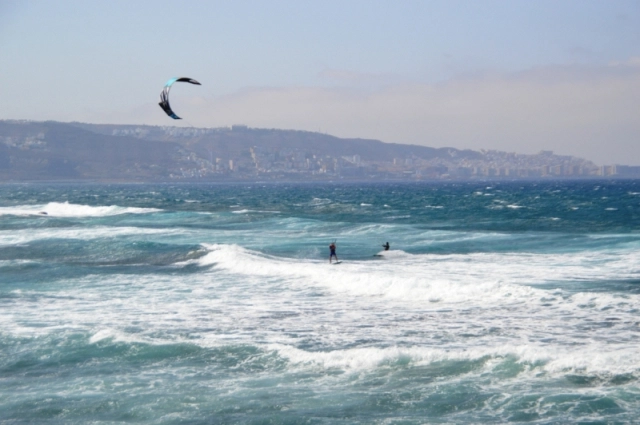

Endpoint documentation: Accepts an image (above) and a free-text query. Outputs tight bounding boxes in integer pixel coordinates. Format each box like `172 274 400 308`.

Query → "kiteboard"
332 261 342 265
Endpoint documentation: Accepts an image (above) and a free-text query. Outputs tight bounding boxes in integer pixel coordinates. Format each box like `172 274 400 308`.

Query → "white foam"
0 226 179 245
89 328 126 344
4 238 640 391
374 249 411 259
269 342 640 377
231 209 280 214
89 328 172 345
193 244 640 311
0 202 161 217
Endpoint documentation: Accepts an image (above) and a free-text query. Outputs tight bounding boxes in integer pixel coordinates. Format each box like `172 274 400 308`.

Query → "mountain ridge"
0 120 602 181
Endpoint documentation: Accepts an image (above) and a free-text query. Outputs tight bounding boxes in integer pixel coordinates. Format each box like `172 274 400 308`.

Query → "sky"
1 0 639 165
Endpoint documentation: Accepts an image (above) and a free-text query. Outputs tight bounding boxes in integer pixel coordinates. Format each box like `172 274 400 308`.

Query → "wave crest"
0 202 161 217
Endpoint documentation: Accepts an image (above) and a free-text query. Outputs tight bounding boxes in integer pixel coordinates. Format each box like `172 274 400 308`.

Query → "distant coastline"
1 120 638 182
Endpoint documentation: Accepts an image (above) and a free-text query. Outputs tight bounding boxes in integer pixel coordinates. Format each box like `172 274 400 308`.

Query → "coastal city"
2 121 639 182
171 145 639 181
155 126 640 181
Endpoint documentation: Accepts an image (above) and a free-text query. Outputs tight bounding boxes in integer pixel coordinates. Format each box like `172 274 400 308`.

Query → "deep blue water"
1 180 640 424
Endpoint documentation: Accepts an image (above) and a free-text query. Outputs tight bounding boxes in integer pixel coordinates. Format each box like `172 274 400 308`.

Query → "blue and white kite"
158 77 201 119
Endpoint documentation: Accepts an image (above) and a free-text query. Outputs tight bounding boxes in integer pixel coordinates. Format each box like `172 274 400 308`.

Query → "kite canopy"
158 77 201 119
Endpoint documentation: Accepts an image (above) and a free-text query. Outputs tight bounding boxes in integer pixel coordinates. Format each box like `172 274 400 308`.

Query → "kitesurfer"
329 242 338 263
382 242 390 251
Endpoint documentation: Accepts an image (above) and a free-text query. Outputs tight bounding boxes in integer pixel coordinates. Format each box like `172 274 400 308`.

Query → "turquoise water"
1 180 640 424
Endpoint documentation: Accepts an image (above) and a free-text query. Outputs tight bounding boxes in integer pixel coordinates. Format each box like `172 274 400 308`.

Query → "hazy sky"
1 0 639 165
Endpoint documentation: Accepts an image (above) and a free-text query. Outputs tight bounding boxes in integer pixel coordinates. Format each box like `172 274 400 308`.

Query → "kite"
158 77 201 119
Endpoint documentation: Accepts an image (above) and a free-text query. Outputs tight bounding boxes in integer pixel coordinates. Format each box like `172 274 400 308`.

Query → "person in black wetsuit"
382 242 390 251
329 242 338 263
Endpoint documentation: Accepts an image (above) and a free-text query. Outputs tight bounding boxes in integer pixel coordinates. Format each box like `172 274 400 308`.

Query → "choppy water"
1 180 640 424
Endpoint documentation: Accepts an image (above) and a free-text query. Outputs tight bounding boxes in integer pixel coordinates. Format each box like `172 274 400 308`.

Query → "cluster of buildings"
106 124 640 181
169 146 639 181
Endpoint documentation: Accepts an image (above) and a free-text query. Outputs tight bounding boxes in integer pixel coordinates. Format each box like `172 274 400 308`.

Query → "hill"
0 120 600 181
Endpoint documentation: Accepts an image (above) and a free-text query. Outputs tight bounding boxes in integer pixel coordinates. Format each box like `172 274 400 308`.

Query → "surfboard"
332 261 342 265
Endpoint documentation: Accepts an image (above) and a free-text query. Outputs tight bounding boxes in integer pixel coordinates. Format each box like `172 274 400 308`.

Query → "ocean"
1 180 639 424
